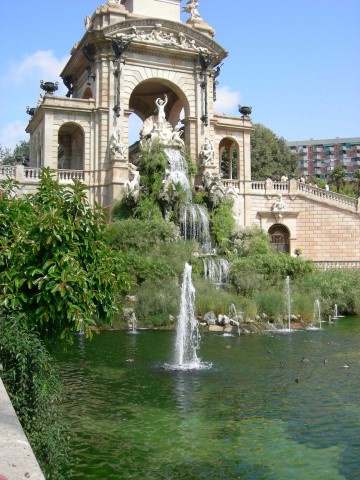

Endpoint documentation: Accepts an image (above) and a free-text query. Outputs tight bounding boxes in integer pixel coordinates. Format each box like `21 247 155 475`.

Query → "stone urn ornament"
40 80 59 94
238 105 252 117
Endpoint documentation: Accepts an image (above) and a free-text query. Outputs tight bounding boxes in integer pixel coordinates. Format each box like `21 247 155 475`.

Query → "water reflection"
54 319 360 480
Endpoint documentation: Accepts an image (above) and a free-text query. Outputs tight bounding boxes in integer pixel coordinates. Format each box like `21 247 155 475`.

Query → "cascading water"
164 147 192 201
203 256 230 285
164 147 212 253
163 263 211 371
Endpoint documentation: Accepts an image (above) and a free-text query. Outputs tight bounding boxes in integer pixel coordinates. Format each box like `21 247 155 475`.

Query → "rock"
229 319 240 327
204 311 216 325
209 325 224 332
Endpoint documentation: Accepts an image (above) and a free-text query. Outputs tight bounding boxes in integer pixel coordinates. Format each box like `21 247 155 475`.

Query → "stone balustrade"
314 261 360 269
58 169 85 182
297 182 358 209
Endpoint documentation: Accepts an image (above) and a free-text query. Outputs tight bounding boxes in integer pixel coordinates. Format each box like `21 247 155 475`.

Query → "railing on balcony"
58 170 85 182
24 168 42 180
297 182 358 209
314 261 360 270
251 181 266 191
0 166 16 177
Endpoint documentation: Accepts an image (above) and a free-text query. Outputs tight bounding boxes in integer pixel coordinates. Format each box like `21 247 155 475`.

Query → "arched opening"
268 224 290 254
128 78 189 148
58 123 85 170
219 137 239 179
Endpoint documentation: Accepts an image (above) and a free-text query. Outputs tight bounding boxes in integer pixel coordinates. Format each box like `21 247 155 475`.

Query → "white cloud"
214 85 241 114
2 50 69 91
0 121 29 150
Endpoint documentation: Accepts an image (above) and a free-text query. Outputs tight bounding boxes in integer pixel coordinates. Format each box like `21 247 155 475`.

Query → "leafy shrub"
0 312 69 479
193 277 256 319
254 290 285 319
135 277 180 326
209 199 236 245
295 268 360 316
123 250 176 284
231 225 272 256
107 218 179 251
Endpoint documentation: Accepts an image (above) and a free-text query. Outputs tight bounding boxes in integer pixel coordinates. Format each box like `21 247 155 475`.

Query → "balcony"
313 146 323 153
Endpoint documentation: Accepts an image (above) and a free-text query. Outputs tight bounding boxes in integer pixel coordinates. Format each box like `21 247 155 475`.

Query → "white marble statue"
110 129 126 158
124 163 140 201
170 125 184 148
199 137 214 165
183 0 201 20
155 94 168 129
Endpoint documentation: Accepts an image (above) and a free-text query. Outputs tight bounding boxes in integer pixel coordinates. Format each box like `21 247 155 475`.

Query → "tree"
0 169 131 340
352 169 360 198
330 165 347 193
0 140 29 165
250 123 297 180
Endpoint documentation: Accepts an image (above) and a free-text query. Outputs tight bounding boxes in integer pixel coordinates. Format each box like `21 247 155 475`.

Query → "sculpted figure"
183 0 201 20
124 163 140 201
170 125 184 148
199 137 215 165
155 94 168 129
110 129 126 158
272 194 286 211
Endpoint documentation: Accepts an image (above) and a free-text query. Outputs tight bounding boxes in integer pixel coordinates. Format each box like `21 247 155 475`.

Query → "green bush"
209 199 236 245
135 277 180 326
0 312 69 479
254 290 285 319
107 218 179 252
231 225 272 257
295 268 360 316
123 250 176 284
193 277 256 319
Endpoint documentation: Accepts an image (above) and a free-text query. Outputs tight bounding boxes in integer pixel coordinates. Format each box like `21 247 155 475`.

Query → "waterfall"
203 256 230 285
174 263 201 367
181 204 211 253
164 147 212 253
164 147 192 200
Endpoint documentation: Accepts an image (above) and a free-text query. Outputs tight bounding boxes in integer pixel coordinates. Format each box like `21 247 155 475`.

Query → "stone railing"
24 167 42 180
314 261 360 270
0 166 16 178
297 182 358 210
58 169 85 182
250 180 266 191
222 179 240 190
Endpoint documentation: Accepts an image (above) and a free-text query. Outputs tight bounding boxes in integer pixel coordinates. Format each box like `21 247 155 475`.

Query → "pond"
54 318 360 480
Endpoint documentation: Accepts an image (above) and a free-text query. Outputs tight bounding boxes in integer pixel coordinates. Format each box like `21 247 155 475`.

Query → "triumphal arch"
26 0 252 209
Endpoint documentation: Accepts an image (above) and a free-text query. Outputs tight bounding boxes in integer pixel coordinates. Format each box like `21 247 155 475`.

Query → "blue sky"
0 0 359 149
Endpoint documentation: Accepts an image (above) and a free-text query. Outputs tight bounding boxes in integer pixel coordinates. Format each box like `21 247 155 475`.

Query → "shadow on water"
54 318 360 480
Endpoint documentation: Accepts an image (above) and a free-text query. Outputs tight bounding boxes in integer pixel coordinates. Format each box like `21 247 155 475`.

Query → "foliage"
230 254 314 292
0 311 69 479
351 169 360 198
107 218 179 252
0 169 131 340
123 250 176 284
254 290 285 319
209 199 236 245
251 123 297 180
330 165 347 193
231 225 272 256
134 277 180 326
294 268 360 317
194 277 257 319
0 140 29 165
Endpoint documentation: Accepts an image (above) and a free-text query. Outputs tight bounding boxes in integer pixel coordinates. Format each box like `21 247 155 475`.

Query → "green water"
55 318 360 479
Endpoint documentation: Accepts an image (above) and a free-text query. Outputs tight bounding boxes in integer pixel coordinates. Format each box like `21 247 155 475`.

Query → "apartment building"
287 137 360 179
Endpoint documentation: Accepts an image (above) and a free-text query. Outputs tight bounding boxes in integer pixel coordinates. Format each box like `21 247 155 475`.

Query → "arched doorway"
219 137 239 179
268 224 290 253
58 123 85 171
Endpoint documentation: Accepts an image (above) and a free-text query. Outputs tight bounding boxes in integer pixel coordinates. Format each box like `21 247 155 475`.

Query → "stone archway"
219 137 239 179
268 224 290 253
128 78 190 142
58 123 85 170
